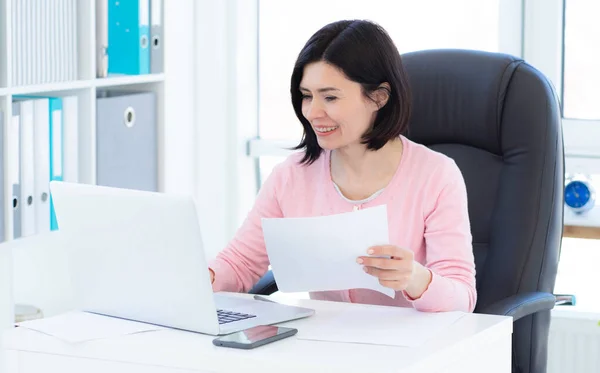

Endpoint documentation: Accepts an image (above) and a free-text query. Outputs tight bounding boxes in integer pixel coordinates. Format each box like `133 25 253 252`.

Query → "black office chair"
250 49 564 373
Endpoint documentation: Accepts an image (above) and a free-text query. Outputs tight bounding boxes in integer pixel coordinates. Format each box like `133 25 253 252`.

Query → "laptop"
48 181 314 336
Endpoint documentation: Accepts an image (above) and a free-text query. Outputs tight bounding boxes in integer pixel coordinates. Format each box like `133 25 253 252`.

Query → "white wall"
192 0 258 260
162 0 197 197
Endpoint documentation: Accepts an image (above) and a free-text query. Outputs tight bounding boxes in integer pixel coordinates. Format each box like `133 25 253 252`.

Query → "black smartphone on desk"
212 325 297 349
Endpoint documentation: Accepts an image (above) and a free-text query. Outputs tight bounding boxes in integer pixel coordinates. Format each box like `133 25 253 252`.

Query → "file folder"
96 0 109 77
32 98 51 234
48 98 64 230
0 112 4 243
96 91 157 192
19 95 63 231
108 0 150 75
10 103 22 239
16 99 36 237
150 0 163 73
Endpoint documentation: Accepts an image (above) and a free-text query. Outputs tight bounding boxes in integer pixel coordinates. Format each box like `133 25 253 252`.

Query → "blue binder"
108 0 150 75
48 98 63 230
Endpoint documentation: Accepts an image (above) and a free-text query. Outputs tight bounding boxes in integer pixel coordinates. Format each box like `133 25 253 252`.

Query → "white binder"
32 98 51 234
17 100 36 237
10 103 21 240
150 0 163 73
96 0 109 77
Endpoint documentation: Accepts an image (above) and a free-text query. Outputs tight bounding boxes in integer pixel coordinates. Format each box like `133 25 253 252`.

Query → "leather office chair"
250 49 564 373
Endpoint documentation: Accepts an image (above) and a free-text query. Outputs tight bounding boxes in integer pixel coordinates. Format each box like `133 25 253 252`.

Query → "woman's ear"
373 82 391 110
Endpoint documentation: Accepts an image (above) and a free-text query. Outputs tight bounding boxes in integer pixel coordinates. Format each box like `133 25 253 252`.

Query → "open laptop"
48 181 314 336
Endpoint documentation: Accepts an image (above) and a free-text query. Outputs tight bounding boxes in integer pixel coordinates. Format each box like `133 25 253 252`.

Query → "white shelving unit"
0 0 165 242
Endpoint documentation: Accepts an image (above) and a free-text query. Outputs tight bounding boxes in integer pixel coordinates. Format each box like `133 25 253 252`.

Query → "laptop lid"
49 181 221 335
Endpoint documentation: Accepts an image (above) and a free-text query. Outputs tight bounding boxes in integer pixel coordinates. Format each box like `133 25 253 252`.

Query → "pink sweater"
210 136 477 312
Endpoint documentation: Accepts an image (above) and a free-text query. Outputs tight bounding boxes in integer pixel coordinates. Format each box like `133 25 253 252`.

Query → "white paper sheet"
296 305 466 347
16 311 165 343
262 205 394 297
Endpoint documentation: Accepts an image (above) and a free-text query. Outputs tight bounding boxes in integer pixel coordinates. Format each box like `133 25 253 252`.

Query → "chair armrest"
248 270 278 295
479 292 556 321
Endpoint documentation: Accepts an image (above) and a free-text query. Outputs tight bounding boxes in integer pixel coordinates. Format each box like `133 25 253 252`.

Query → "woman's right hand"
209 268 215 284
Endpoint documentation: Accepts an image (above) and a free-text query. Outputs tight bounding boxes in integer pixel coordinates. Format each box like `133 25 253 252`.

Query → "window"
524 0 600 159
562 0 600 120
256 0 516 183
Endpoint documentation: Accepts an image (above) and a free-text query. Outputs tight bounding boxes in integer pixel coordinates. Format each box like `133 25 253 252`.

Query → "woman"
209 19 477 313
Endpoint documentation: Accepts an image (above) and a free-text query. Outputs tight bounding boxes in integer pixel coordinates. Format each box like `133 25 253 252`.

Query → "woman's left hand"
357 245 432 299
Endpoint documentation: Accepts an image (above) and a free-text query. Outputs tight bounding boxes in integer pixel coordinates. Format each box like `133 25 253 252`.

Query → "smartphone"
212 325 298 349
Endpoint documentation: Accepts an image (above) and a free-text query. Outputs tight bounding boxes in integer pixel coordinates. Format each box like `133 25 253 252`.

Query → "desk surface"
2 294 513 373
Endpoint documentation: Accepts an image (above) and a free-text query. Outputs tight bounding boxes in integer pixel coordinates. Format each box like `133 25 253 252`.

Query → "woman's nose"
304 100 325 121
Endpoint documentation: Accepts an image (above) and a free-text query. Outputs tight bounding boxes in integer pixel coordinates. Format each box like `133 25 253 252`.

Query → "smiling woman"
290 20 411 166
298 64 386 149
209 19 477 314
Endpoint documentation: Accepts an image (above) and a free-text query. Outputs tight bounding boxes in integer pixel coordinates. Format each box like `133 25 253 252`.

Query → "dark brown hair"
290 20 412 165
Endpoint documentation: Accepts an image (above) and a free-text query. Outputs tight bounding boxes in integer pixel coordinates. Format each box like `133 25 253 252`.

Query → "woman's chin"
316 138 339 150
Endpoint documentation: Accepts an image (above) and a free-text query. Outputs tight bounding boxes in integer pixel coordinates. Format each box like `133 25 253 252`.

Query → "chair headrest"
401 49 524 155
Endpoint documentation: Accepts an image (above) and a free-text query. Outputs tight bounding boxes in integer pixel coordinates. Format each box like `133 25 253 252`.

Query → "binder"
96 0 108 77
15 100 36 237
48 98 63 230
96 91 157 192
150 0 163 74
10 103 22 239
15 96 62 232
108 0 150 75
66 0 79 81
32 98 51 234
0 112 4 243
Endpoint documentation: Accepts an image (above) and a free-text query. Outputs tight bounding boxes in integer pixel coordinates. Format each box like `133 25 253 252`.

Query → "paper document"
262 205 394 297
296 305 466 347
16 311 165 343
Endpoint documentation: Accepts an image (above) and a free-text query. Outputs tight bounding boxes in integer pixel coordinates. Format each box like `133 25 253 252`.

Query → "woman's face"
299 61 381 151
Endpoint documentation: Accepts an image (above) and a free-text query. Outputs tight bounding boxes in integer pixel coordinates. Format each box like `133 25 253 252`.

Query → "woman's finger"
364 266 412 280
367 245 412 259
358 256 403 269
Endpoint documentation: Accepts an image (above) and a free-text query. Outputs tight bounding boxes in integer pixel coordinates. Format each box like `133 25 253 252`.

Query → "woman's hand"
357 245 432 299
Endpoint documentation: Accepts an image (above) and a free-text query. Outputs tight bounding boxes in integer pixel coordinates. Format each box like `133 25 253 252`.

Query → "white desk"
1 294 513 373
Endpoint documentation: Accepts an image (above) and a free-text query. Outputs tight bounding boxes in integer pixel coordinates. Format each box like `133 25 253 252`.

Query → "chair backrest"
402 49 564 373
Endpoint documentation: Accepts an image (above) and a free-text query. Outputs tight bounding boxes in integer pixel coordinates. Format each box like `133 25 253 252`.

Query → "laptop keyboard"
217 309 257 324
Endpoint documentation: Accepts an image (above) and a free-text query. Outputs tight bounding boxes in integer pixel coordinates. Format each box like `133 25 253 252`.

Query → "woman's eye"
301 95 312 100
325 96 337 102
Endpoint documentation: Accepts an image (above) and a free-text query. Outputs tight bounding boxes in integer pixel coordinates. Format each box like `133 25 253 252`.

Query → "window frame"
248 0 525 158
524 0 600 174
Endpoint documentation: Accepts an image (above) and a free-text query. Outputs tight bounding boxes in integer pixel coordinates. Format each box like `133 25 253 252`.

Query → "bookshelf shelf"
3 74 166 96
8 80 92 96
94 73 165 88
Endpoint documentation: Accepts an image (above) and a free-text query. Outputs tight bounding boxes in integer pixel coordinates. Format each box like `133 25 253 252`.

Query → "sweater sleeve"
209 162 286 293
402 159 477 312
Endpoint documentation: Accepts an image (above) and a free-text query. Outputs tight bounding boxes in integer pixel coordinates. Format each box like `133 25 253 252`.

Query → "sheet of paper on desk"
296 305 466 347
262 205 394 297
16 311 165 343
